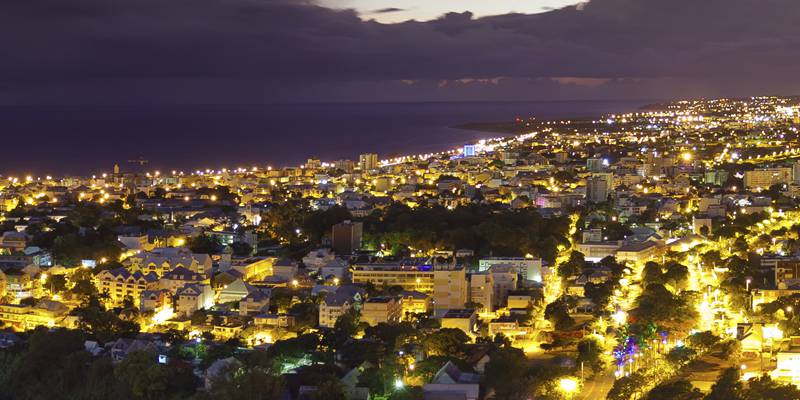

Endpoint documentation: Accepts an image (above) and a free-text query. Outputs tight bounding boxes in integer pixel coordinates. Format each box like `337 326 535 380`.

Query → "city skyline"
5 2 800 400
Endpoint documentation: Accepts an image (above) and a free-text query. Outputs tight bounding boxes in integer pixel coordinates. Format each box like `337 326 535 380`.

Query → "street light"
559 377 578 396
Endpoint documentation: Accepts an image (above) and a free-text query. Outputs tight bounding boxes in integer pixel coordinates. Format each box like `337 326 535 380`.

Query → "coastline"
0 100 654 176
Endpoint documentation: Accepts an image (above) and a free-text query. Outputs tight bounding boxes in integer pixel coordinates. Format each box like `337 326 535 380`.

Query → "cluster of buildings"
5 96 800 395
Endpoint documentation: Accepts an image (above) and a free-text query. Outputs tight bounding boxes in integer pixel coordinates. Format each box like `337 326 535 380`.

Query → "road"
578 371 615 400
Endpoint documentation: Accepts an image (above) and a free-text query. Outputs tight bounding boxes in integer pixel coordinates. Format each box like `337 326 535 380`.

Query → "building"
302 248 337 271
586 158 608 172
440 309 477 335
479 257 543 282
126 247 212 277
770 336 800 385
140 289 171 312
585 173 612 203
463 145 476 157
94 268 159 305
332 221 363 255
0 300 71 331
423 361 480 400
776 257 800 289
217 278 255 304
271 259 299 280
615 241 664 264
352 262 434 292
577 241 623 262
3 269 35 302
743 167 792 189
507 291 536 309
399 291 431 316
239 288 271 316
319 292 353 328
492 266 518 308
225 256 276 281
174 283 214 316
433 266 468 312
0 232 27 252
361 296 402 326
488 316 526 339
468 273 493 313
359 153 378 172
158 266 209 293
117 234 151 252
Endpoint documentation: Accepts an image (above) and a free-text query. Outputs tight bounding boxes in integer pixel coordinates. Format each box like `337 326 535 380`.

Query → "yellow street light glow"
559 377 578 393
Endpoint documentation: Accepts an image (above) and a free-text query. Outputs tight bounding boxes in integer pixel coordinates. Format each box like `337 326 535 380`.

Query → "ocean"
0 100 649 176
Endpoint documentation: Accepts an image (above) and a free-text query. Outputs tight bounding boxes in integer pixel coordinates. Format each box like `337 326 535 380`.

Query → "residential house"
423 361 481 400
175 283 214 316
239 288 272 316
217 278 255 304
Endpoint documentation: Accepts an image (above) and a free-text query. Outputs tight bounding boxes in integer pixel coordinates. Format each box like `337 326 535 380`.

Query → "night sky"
2 0 799 105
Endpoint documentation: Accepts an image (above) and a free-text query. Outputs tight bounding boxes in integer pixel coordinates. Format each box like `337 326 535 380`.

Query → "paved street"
578 371 615 400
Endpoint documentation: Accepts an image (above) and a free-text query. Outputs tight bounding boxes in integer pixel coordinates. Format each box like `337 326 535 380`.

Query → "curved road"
578 371 615 400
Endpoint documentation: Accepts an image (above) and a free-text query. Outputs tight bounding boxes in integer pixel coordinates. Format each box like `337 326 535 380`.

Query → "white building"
479 257 542 282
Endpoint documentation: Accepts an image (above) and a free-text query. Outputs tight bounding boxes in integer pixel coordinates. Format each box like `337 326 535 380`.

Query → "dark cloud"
373 7 405 13
2 0 800 103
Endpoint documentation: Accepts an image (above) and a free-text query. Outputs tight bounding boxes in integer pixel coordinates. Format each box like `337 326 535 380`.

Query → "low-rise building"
352 262 434 292
175 283 214 317
361 296 402 326
400 290 431 316
95 268 159 306
319 292 353 329
0 300 72 330
239 288 271 316
440 309 477 335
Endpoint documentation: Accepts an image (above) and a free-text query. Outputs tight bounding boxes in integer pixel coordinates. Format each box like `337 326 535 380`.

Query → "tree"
632 284 697 334
333 308 361 337
303 378 347 400
421 328 469 357
207 365 284 400
663 262 690 291
576 337 605 372
483 347 531 400
666 346 696 365
607 374 647 400
288 301 319 330
73 295 140 342
229 241 253 256
642 261 664 286
718 338 742 360
584 280 615 310
706 367 743 400
189 234 223 254
644 380 702 400
114 350 169 400
686 331 719 353
559 251 585 279
45 274 68 294
744 374 800 399
544 298 575 331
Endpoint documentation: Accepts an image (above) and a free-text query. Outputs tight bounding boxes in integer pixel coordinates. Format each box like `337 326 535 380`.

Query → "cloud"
1 0 800 103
